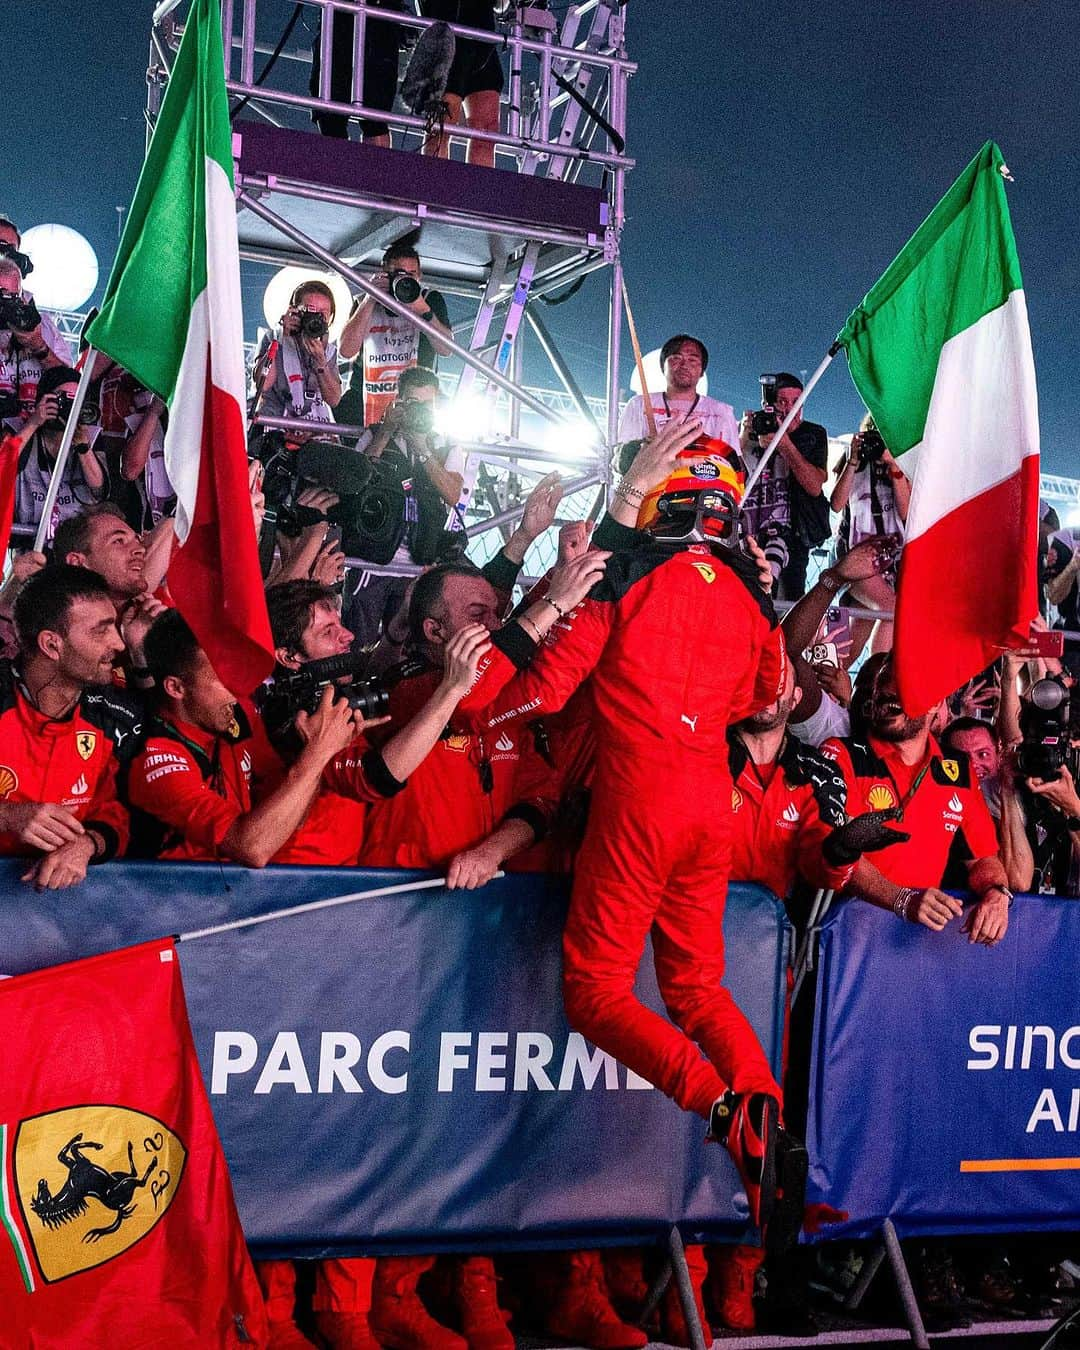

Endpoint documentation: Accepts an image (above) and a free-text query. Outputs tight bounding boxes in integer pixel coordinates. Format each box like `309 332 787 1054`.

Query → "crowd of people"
2 186 1080 1346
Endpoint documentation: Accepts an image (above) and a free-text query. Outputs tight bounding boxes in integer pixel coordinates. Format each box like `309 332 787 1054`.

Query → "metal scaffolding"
146 0 635 576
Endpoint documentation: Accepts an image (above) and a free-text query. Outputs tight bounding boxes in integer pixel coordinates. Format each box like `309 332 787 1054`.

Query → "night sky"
8 0 1079 474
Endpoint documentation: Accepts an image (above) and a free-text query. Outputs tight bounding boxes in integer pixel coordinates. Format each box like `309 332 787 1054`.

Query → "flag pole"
619 274 656 438
177 872 505 942
33 349 98 553
740 342 840 504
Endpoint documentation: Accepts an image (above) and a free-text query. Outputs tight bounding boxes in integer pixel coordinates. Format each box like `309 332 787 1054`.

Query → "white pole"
177 872 504 942
33 351 98 553
740 346 839 505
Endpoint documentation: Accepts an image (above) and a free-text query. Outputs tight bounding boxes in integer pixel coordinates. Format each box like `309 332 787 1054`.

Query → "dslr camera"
388 269 422 306
0 240 32 278
750 373 779 440
259 651 389 754
1017 675 1079 783
296 308 329 340
52 391 101 426
399 399 434 438
856 426 888 468
0 292 41 334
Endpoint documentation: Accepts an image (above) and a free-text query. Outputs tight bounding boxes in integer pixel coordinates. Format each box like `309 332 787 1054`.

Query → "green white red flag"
0 940 266 1347
86 0 273 695
837 141 1040 715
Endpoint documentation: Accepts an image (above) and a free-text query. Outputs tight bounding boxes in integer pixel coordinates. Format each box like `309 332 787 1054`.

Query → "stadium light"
435 390 493 443
628 346 708 397
542 417 601 461
262 266 353 342
21 224 99 310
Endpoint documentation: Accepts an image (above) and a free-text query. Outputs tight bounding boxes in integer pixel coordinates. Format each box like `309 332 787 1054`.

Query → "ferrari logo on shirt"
692 563 716 584
867 783 897 812
941 758 960 782
227 718 241 741
75 732 97 761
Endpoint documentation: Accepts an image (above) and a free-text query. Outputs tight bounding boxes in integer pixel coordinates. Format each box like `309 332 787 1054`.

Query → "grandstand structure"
145 0 633 575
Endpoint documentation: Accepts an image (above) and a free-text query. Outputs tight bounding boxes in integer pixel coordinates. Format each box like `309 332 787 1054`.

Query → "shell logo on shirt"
444 733 471 754
0 766 18 799
731 787 743 812
867 783 898 812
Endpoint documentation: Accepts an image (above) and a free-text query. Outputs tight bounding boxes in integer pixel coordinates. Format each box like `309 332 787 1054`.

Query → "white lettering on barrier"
211 1031 258 1093
368 1031 410 1094
255 1032 313 1094
966 1025 1080 1136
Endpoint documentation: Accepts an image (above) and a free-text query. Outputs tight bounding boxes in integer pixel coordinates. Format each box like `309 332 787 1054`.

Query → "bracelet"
617 480 646 501
519 614 543 644
544 596 567 619
892 887 919 921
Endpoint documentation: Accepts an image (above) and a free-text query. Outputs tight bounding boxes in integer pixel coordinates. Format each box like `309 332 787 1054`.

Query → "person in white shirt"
617 333 739 449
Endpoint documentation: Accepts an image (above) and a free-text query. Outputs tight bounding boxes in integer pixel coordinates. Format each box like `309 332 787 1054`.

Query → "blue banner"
806 895 1080 1241
0 863 788 1257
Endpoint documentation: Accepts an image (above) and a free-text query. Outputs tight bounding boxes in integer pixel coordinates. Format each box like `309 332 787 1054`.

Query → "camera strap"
662 393 700 422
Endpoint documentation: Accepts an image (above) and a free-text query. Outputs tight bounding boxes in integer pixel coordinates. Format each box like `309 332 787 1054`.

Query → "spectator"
253 281 342 432
0 548 47 658
0 220 69 422
780 536 899 747
309 0 405 146
338 242 452 427
617 334 739 448
1045 528 1080 635
821 654 1012 942
0 565 138 889
6 365 107 535
828 415 910 658
90 356 172 528
421 1 504 168
740 372 830 599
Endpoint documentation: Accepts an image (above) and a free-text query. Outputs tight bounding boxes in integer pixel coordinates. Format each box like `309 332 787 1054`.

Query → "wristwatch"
818 570 845 595
420 308 435 322
982 883 1014 907
1065 816 1080 833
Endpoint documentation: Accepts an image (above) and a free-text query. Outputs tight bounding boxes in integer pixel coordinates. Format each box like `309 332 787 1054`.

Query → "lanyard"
662 393 700 422
882 754 933 821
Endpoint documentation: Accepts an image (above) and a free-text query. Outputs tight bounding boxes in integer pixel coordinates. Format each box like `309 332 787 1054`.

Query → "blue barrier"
805 894 1080 1241
0 863 789 1257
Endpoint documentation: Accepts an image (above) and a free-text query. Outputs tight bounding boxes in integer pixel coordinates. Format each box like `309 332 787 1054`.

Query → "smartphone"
807 642 840 667
1011 630 1066 660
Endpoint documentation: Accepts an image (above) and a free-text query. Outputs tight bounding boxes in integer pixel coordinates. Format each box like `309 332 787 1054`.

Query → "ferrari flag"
0 941 266 1348
86 0 273 695
837 141 1040 714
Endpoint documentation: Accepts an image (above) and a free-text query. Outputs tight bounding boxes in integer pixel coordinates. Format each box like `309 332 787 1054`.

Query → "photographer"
338 242 452 427
0 220 69 422
309 0 405 146
739 372 830 600
253 280 342 430
829 414 910 659
5 365 106 534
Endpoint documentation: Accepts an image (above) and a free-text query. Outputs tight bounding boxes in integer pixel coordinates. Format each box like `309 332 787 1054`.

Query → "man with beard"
821 654 1011 942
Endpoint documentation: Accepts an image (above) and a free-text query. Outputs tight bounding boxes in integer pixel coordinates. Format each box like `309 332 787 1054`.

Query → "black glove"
823 808 911 867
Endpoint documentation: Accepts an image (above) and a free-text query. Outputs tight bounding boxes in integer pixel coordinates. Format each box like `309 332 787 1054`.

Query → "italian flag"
86 0 273 694
838 141 1040 716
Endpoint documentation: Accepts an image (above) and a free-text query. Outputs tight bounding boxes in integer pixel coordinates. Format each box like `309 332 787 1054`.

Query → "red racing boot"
660 1243 710 1349
601 1249 649 1323
708 1243 762 1332
454 1256 515 1350
708 1090 779 1230
258 1259 318 1350
546 1251 648 1349
370 1256 467 1350
313 1313 382 1350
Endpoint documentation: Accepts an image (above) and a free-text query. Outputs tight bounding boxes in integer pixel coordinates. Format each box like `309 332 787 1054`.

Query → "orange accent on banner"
960 1158 1080 1173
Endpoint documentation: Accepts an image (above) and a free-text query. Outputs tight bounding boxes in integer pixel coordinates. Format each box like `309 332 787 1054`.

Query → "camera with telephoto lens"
750 373 779 439
259 651 389 755
857 426 888 468
297 308 329 340
0 241 32 277
0 292 41 333
1017 676 1079 783
388 270 422 305
52 391 101 426
399 399 434 437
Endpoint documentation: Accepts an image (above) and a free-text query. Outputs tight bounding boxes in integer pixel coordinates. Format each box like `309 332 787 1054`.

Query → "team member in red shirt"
822 654 1012 941
0 565 138 888
459 421 791 1228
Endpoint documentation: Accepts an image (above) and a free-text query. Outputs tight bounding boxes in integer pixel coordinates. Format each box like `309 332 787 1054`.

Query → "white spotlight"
21 224 99 310
629 346 708 397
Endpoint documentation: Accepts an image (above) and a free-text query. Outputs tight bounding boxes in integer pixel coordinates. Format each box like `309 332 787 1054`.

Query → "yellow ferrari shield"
692 563 716 584
941 758 960 782
75 731 97 761
14 1105 186 1283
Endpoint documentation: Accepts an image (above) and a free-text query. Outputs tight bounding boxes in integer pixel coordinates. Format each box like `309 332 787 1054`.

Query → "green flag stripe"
86 0 232 402
837 142 1023 457
0 1124 34 1293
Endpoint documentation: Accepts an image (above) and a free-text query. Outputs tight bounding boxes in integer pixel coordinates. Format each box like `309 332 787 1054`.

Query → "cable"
537 273 588 306
230 3 304 122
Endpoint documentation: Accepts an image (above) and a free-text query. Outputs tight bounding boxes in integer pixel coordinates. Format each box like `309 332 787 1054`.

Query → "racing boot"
545 1250 648 1349
258 1259 318 1350
312 1313 382 1350
708 1243 762 1332
313 1258 381 1350
370 1256 467 1350
659 1244 710 1349
601 1249 649 1323
454 1256 515 1350
708 1090 779 1230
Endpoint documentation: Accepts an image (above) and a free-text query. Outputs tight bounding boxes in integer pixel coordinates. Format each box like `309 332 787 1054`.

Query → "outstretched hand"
823 808 910 867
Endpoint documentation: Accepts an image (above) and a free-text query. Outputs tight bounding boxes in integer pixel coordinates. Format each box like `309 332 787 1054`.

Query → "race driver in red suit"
460 420 794 1227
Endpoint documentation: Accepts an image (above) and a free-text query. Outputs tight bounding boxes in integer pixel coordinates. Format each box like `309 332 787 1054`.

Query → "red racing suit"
727 732 853 898
0 663 137 860
462 517 789 1119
